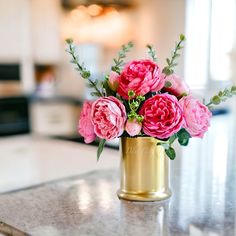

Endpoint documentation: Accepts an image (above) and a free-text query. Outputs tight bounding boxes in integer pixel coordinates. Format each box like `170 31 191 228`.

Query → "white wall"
0 0 187 97
141 0 186 77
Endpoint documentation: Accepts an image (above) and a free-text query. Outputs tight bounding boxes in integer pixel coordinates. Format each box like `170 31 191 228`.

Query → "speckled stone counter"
1 114 236 236
0 162 236 236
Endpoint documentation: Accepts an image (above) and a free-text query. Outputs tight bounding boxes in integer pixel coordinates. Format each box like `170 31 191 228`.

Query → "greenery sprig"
162 34 185 76
111 42 134 74
206 86 236 107
66 39 103 97
157 128 191 160
146 44 158 62
127 91 145 123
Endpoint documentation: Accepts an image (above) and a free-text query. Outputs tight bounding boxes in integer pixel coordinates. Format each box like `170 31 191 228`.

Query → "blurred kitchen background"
1 2 236 234
0 0 236 140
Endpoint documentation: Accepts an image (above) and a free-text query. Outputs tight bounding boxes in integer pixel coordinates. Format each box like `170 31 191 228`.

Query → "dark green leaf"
178 138 189 146
165 147 176 160
97 139 106 161
177 129 191 146
177 128 191 139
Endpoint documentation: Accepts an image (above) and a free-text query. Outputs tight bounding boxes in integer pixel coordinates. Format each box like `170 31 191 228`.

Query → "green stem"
88 78 103 97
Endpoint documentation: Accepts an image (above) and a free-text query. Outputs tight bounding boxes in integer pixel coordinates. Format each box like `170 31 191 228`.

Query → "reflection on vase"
119 201 170 236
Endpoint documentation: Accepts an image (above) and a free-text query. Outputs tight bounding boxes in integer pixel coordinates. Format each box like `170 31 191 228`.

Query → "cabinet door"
31 0 61 64
30 102 80 136
0 0 28 61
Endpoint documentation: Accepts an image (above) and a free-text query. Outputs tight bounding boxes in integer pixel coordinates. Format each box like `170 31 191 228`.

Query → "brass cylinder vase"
117 137 171 201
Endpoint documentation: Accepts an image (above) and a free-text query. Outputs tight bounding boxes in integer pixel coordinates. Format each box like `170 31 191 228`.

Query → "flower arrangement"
66 35 236 160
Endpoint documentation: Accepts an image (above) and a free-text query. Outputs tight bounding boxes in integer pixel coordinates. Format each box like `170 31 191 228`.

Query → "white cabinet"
30 100 80 136
0 0 61 93
0 0 28 62
31 0 61 64
0 0 61 63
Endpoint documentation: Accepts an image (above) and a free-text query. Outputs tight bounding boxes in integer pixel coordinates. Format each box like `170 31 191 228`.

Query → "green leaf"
178 138 189 146
97 139 106 161
211 95 221 105
177 128 191 139
180 34 186 41
165 147 176 160
165 81 172 88
66 38 73 44
90 92 101 97
81 71 91 79
231 85 236 92
177 129 191 146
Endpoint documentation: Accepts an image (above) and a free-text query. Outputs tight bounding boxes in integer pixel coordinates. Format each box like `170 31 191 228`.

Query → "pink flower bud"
164 74 190 97
125 119 142 136
108 71 119 91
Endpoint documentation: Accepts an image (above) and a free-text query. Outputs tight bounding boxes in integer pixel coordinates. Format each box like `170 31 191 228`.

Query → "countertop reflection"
0 112 236 236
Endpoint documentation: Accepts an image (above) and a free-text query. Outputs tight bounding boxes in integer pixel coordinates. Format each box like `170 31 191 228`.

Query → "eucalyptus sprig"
111 42 134 74
66 38 103 97
206 86 236 107
127 91 145 123
162 34 185 76
146 44 158 62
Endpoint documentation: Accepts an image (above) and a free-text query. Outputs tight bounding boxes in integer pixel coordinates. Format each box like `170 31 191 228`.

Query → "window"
184 0 236 88
209 0 235 81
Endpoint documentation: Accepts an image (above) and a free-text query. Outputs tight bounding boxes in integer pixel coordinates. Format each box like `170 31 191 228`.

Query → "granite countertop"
0 113 236 235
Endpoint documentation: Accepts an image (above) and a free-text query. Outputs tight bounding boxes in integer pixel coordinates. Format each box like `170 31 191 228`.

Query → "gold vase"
117 137 171 201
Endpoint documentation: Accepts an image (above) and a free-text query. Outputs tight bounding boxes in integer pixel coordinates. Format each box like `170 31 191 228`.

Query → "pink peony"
117 59 164 99
91 96 126 140
139 94 184 139
78 101 96 143
163 74 190 97
108 71 119 91
179 96 212 138
125 119 142 136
